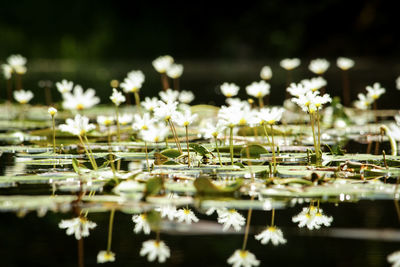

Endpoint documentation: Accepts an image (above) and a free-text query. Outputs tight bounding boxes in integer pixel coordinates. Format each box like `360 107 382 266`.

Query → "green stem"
316 110 321 153
52 115 56 154
270 124 277 174
215 137 223 166
270 208 275 226
308 110 320 163
108 127 116 175
262 124 271 145
185 125 190 167
83 134 98 170
134 91 141 113
242 196 255 250
167 119 182 153
115 105 121 142
106 209 115 253
144 141 150 172
78 135 96 170
258 96 264 108
229 126 234 165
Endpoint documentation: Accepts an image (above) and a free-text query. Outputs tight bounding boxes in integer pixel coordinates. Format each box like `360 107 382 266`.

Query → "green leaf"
145 176 163 197
240 144 268 159
72 158 80 173
160 148 181 158
189 144 213 156
194 177 243 196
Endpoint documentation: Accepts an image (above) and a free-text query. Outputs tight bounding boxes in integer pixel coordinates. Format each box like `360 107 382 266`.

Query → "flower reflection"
217 209 246 232
255 226 286 246
132 213 151 235
227 249 260 267
97 250 115 263
388 250 400 267
140 240 170 263
58 216 97 240
292 205 333 230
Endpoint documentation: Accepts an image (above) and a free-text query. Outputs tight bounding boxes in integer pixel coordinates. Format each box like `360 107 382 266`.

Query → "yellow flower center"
239 250 248 258
256 92 263 98
238 118 247 125
183 121 189 126
267 226 276 231
76 104 84 110
141 125 148 130
226 93 232 97
267 120 275 125
183 209 191 215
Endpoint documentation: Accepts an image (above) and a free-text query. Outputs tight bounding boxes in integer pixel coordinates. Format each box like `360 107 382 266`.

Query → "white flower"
309 58 330 75
260 66 272 80
56 79 74 94
337 57 354 70
175 208 199 224
159 88 179 103
62 85 100 110
14 89 33 104
59 114 96 136
354 93 373 110
218 105 252 127
227 250 260 267
366 82 385 100
291 90 319 112
166 63 183 78
280 58 301 70
217 209 245 232
110 88 126 106
132 214 151 235
7 54 27 73
127 70 145 84
140 240 170 263
313 93 332 110
140 124 169 143
153 100 178 121
142 97 159 112
287 82 310 97
301 77 327 92
132 113 154 131
97 115 115 126
255 226 287 245
48 107 57 116
156 205 177 221
172 110 198 127
97 250 115 263
120 77 143 93
202 122 225 139
58 217 97 240
178 90 195 104
1 64 12 80
221 82 240 97
388 250 400 267
314 210 333 227
226 98 251 109
292 206 332 230
396 76 400 90
257 107 284 125
119 113 133 125
152 55 174 73
246 80 270 98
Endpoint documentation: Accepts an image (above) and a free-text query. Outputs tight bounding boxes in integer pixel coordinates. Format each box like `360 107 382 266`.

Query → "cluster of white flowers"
354 82 386 109
153 55 184 79
60 82 100 111
292 206 333 230
288 81 332 113
120 70 145 94
2 54 27 79
14 89 34 104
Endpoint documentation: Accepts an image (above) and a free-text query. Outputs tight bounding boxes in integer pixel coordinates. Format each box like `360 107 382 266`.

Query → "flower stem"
258 96 264 108
167 119 182 153
242 196 255 251
270 208 275 226
308 110 320 163
173 78 180 91
134 91 141 113
78 135 97 170
316 109 321 153
115 105 121 142
185 125 190 167
83 134 98 170
108 127 116 175
144 141 150 172
262 124 271 145
52 115 56 154
270 124 277 174
215 137 223 166
229 126 234 165
161 73 169 91
106 209 115 253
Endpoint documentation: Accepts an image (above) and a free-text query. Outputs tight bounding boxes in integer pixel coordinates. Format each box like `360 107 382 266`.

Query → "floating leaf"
145 176 163 197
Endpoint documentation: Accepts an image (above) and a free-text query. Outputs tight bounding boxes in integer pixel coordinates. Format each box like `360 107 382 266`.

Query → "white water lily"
48 107 57 116
292 206 333 230
59 114 96 136
280 58 301 70
97 115 115 127
62 85 100 110
120 76 143 94
388 250 400 267
178 90 195 104
7 54 27 74
366 82 386 100
110 88 126 106
172 110 198 127
354 93 373 110
337 57 354 70
202 122 225 139
226 98 251 109
260 66 272 80
127 70 145 84
153 55 174 73
1 64 12 80
14 89 33 104
309 58 330 75
255 226 287 245
221 82 240 97
287 83 310 97
58 217 97 240
142 97 159 112
56 79 74 94
175 208 199 224
132 214 151 235
159 88 179 103
166 63 183 78
140 240 170 263
97 250 115 263
153 100 178 121
291 90 319 112
246 80 270 98
140 124 169 143
132 113 154 131
119 113 133 125
156 205 177 221
227 250 260 267
217 209 245 232
257 107 284 125
218 104 252 127
301 77 327 92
